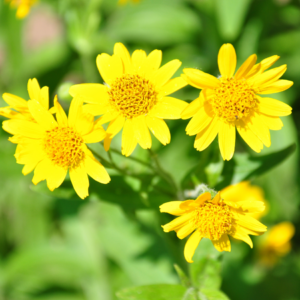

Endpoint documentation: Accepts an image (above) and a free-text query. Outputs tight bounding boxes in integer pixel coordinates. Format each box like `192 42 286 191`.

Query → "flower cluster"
0 43 294 261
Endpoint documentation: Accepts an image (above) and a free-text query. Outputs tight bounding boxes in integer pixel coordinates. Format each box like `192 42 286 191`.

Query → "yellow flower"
181 44 293 161
258 222 295 266
6 0 37 19
2 97 110 199
160 182 267 263
70 43 188 157
118 0 140 4
0 78 51 121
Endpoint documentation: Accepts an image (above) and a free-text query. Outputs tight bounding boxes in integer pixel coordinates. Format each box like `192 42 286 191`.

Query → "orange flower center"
193 201 233 240
211 78 257 122
108 74 158 119
44 127 85 168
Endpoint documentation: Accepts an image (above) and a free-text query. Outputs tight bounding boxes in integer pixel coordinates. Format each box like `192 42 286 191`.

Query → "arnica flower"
161 182 267 263
181 44 293 161
0 78 50 121
70 43 188 157
6 0 37 19
258 222 295 266
2 97 110 199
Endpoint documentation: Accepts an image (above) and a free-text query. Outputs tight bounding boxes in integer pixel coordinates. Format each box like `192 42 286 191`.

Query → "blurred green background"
0 0 300 299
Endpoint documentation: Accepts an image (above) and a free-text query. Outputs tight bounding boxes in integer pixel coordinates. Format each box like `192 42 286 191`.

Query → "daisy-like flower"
258 222 295 266
2 97 110 199
6 0 37 19
181 44 293 160
0 78 50 121
160 182 267 263
70 43 188 156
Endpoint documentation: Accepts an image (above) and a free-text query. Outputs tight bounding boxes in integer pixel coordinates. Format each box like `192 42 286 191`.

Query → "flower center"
193 201 233 240
44 127 85 169
211 78 257 121
108 74 158 119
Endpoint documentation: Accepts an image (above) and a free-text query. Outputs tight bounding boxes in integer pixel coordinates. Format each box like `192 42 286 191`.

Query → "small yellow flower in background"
70 43 188 157
0 78 51 121
2 97 110 199
160 181 267 263
258 222 295 266
6 0 37 19
118 0 140 5
181 44 293 161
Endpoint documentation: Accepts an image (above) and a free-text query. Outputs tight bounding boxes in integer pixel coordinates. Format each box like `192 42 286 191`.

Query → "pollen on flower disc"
211 78 257 121
108 74 158 118
44 127 85 168
193 201 233 240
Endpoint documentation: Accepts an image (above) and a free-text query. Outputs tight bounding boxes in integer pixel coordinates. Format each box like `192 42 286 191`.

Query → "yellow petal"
28 78 41 101
266 222 295 247
230 227 253 248
184 230 202 263
212 234 231 252
151 59 182 88
122 119 138 157
258 96 292 116
194 118 220 151
186 102 214 136
96 54 124 85
104 136 112 152
32 158 52 185
69 165 89 199
16 4 30 18
183 69 220 89
218 44 237 79
46 165 67 191
260 113 283 130
235 200 265 213
234 213 267 232
159 201 185 216
236 121 263 153
28 100 58 130
114 42 133 73
69 83 109 104
75 112 94 136
177 222 196 239
142 49 162 77
82 103 112 116
96 110 119 125
83 126 106 143
260 55 280 72
146 116 170 146
149 97 188 119
132 115 152 149
218 121 236 161
40 86 49 110
106 115 126 138
54 96 68 126
2 93 27 108
257 80 293 94
183 98 204 121
132 49 147 72
84 155 111 184
211 192 221 204
68 97 83 128
195 192 211 204
162 212 194 232
235 54 257 80
159 77 188 96
244 112 271 147
248 65 287 89
3 119 45 138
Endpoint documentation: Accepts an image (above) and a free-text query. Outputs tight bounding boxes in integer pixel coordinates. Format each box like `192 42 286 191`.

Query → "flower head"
6 0 37 19
70 43 188 156
0 78 50 121
2 96 110 199
258 222 295 266
182 44 293 160
160 182 267 263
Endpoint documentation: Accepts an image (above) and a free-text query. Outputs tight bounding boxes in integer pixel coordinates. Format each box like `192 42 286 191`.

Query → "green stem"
148 149 181 199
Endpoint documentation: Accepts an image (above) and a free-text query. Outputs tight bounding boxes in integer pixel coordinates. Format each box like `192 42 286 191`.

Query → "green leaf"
215 0 252 40
116 284 187 300
199 289 230 300
216 143 296 190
